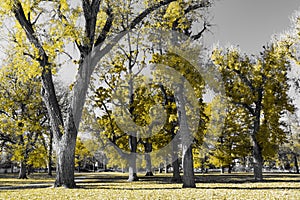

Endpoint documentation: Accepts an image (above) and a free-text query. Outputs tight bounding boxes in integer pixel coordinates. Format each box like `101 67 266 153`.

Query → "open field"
0 172 299 200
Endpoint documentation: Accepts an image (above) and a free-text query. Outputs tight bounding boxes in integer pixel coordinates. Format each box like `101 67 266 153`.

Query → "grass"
0 172 299 200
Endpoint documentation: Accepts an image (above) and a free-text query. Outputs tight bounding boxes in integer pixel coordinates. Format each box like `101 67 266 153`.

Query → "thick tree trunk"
176 90 195 188
145 153 153 176
171 157 182 183
54 131 77 188
18 161 27 179
182 145 196 188
251 135 263 181
128 135 138 181
171 132 182 183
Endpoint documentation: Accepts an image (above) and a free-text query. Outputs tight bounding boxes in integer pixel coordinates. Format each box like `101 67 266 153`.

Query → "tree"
212 43 294 181
208 104 251 173
1 0 195 188
279 112 300 173
0 65 48 179
75 138 91 172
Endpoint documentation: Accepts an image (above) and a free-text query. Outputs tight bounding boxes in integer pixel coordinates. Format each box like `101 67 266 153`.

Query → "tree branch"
95 6 114 47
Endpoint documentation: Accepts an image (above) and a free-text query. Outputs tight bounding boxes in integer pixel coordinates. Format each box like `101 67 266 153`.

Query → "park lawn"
0 172 299 200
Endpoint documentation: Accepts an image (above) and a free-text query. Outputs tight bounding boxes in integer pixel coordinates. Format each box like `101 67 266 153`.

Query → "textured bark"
54 132 77 188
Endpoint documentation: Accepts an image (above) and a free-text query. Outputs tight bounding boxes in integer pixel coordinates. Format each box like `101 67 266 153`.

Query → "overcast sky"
205 0 300 54
203 0 300 116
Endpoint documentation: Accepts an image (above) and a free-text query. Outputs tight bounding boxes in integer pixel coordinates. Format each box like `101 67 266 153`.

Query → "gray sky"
204 0 300 116
205 0 300 54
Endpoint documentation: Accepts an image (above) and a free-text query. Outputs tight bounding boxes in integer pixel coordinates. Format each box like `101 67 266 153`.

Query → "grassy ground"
0 172 299 200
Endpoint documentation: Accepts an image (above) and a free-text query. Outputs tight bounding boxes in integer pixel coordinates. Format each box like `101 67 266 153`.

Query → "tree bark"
251 95 264 181
47 129 53 176
128 135 139 181
182 145 196 188
54 132 77 188
171 157 182 183
251 135 263 181
18 161 27 179
144 142 153 176
293 152 299 174
145 153 153 176
176 91 195 188
171 131 182 183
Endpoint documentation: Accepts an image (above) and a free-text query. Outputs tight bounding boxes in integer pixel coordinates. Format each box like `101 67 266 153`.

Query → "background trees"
0 65 48 179
212 42 294 180
1 0 205 188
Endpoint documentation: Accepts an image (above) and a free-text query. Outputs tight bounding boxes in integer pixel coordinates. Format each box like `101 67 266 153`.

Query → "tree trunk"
47 129 53 176
176 89 195 188
144 142 153 176
145 153 153 176
182 145 196 188
171 133 181 182
251 135 263 181
54 132 77 188
293 152 299 174
18 161 27 179
251 91 264 181
128 135 139 181
171 157 182 183
27 165 33 175
221 166 225 174
164 160 168 174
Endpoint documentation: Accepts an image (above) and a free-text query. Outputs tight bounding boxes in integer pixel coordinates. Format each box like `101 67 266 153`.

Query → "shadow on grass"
1 172 299 191
0 184 52 190
77 185 300 191
195 173 300 184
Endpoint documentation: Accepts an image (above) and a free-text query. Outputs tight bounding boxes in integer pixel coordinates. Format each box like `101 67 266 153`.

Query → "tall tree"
212 43 294 181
